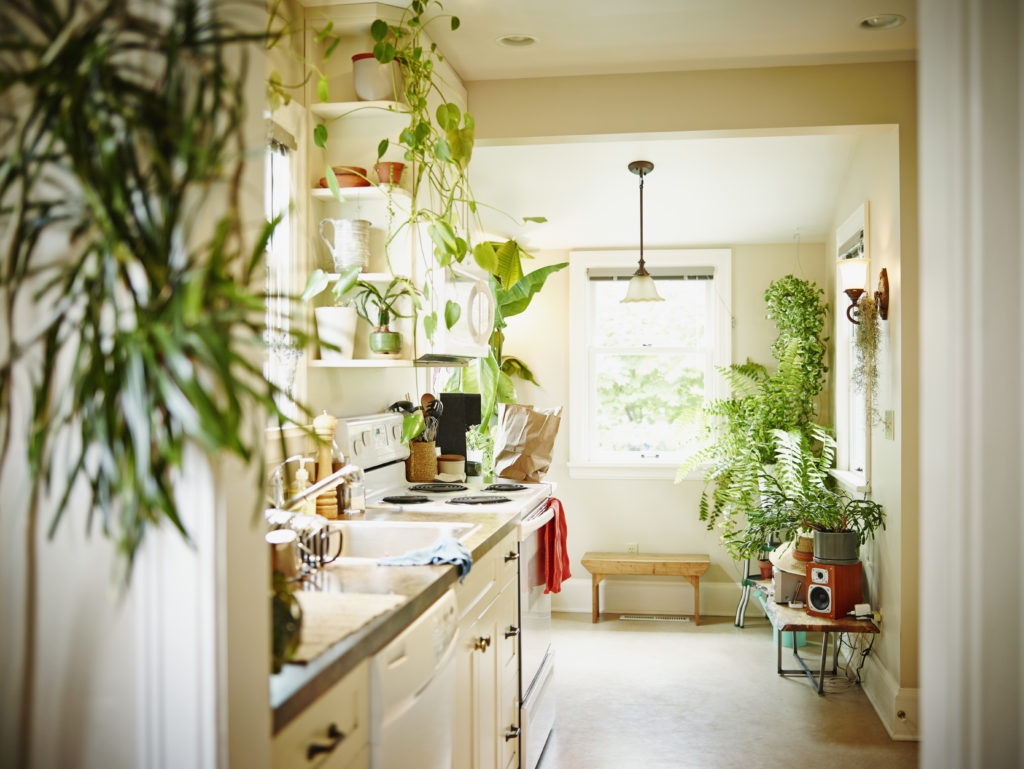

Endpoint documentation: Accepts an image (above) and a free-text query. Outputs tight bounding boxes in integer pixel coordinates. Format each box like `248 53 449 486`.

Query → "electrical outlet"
626 542 639 553
884 410 895 440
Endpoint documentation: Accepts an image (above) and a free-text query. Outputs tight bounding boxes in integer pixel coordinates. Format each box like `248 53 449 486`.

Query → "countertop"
270 507 521 733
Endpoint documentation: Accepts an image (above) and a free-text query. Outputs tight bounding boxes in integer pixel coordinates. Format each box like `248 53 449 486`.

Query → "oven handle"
518 504 554 540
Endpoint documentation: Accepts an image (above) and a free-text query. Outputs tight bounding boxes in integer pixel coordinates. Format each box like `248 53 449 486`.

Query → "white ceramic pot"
352 53 401 101
314 306 358 362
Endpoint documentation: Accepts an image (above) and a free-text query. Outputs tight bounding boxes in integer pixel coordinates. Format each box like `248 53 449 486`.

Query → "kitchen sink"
329 520 478 559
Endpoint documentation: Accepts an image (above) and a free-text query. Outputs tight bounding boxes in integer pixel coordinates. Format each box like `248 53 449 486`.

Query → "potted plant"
679 276 831 554
303 268 422 357
758 428 886 564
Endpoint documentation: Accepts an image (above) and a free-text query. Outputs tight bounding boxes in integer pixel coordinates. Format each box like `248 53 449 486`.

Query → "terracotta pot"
758 559 773 580
794 533 815 562
374 161 405 185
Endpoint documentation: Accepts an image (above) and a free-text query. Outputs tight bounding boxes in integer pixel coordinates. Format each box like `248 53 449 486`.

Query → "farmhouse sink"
329 520 478 559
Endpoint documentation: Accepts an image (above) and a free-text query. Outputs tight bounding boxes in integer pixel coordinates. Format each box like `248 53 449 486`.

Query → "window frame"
568 248 732 480
831 203 871 493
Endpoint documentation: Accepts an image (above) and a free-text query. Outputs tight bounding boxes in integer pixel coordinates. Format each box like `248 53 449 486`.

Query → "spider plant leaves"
0 0 300 578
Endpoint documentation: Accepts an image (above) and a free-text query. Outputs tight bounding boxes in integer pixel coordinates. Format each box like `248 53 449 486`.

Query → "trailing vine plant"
852 293 881 423
677 276 831 557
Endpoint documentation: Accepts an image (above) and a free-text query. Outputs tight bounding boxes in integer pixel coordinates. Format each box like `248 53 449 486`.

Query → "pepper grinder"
313 410 338 519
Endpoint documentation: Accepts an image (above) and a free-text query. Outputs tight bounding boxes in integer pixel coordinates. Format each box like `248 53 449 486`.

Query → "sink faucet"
269 456 366 515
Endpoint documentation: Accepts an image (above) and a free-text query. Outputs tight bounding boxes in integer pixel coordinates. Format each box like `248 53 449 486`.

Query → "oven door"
519 502 554 701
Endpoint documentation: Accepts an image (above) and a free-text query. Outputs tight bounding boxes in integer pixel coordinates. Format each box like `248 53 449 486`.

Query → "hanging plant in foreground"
0 0 291 576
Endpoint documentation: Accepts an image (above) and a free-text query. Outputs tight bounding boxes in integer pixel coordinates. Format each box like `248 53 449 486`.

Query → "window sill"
567 461 705 481
829 468 869 494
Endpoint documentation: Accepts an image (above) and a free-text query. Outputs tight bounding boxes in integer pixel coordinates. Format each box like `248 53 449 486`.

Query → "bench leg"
591 574 605 623
686 575 701 625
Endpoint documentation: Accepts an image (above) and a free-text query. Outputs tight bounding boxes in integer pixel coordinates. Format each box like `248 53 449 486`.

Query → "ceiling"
469 131 870 250
423 0 916 82
321 1 915 250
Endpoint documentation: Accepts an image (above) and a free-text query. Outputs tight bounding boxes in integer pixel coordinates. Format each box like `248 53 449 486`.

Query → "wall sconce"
844 268 890 324
838 255 869 324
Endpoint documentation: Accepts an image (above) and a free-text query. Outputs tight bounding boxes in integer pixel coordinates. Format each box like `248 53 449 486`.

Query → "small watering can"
319 218 370 271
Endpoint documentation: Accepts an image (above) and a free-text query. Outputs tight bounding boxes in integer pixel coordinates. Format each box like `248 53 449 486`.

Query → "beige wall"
469 60 919 735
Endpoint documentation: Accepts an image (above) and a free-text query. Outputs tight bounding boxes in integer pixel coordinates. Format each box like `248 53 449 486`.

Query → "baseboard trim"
837 641 919 742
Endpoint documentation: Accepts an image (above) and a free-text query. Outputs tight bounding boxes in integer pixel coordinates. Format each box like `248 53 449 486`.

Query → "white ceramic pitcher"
319 218 370 271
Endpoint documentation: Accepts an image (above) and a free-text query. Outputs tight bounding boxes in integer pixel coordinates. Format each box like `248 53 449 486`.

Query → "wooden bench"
580 552 711 625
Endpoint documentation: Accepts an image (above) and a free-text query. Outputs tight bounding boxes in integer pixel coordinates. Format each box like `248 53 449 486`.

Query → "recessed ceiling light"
496 33 538 48
859 13 906 30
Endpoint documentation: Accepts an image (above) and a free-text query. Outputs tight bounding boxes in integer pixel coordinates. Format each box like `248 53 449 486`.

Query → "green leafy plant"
302 268 421 329
447 241 567 427
678 276 831 553
1 0 292 574
852 293 881 422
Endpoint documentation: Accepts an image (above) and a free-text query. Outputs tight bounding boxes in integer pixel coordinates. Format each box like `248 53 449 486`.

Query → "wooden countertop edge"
270 512 519 734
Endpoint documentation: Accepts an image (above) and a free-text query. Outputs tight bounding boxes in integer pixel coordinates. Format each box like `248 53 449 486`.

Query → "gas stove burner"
381 495 431 504
409 483 469 493
484 483 526 492
449 495 512 505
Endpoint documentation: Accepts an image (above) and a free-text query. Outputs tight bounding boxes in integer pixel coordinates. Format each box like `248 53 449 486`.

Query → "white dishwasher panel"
369 590 458 769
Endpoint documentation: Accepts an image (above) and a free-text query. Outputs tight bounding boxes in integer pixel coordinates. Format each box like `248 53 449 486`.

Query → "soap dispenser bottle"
294 458 316 517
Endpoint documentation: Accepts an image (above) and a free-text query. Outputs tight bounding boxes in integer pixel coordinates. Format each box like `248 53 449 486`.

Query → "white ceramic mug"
319 218 370 271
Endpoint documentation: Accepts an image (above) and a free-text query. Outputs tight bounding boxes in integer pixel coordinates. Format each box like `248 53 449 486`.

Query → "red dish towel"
543 498 571 594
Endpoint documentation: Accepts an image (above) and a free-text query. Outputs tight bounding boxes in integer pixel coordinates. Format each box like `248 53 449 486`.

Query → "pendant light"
622 160 664 302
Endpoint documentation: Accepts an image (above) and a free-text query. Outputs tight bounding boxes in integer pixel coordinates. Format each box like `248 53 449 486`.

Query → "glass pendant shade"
623 272 663 302
621 159 664 303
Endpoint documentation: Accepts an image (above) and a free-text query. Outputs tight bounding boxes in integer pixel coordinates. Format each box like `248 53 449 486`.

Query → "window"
264 127 300 422
832 203 870 492
569 249 732 479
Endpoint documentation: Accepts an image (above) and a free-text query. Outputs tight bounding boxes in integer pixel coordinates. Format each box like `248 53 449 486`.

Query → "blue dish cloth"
378 537 473 582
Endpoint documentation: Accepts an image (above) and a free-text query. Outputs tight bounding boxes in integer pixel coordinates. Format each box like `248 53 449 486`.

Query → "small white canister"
438 454 466 478
352 53 401 101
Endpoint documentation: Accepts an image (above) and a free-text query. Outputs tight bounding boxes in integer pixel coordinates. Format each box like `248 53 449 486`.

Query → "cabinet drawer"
497 532 519 592
272 660 368 769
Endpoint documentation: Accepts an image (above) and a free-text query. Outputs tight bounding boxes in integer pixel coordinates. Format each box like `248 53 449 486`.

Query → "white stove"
337 412 551 516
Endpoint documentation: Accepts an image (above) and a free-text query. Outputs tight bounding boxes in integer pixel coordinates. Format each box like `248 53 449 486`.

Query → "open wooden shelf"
310 101 409 121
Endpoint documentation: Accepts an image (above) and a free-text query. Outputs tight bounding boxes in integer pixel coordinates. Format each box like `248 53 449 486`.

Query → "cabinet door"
454 596 501 769
272 660 368 769
496 584 520 769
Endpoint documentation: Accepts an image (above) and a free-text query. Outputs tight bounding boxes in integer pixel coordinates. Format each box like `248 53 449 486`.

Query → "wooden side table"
580 552 711 625
752 580 880 694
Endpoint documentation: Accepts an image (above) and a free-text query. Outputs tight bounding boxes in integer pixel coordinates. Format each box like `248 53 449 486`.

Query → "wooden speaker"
806 562 863 619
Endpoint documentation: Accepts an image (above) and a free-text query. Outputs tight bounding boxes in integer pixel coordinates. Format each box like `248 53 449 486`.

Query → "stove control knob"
391 424 402 441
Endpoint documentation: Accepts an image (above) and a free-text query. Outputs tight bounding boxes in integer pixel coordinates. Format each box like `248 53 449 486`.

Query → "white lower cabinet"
454 531 521 769
273 660 369 769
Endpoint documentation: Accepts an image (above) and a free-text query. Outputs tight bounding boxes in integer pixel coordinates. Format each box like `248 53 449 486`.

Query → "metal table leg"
735 581 752 628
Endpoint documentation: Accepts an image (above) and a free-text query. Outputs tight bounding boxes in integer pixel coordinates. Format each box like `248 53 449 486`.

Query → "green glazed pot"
369 326 402 355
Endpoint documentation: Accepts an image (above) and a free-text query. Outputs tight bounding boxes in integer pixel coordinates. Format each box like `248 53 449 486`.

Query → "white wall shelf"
325 271 395 283
311 186 412 205
309 359 412 369
310 101 409 121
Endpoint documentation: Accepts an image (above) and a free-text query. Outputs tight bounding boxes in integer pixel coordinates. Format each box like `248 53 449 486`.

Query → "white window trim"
833 203 871 491
568 248 732 480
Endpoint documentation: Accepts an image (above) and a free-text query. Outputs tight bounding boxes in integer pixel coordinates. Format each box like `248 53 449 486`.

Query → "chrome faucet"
268 456 365 515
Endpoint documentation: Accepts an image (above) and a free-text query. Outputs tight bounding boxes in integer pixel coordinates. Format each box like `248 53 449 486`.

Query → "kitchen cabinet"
272 659 369 769
454 531 521 769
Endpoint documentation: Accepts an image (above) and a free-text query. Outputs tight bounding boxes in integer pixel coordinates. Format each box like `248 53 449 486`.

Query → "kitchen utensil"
267 529 301 579
424 415 439 442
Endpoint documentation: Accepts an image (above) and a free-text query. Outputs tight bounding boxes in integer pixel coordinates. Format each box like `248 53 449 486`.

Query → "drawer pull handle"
474 635 492 651
306 723 345 760
504 551 519 562
504 625 520 639
505 725 521 741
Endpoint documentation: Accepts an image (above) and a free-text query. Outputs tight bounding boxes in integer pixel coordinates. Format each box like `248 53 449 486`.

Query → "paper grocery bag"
493 404 562 482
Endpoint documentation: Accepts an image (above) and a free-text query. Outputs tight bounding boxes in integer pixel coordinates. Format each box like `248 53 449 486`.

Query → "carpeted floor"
535 612 918 769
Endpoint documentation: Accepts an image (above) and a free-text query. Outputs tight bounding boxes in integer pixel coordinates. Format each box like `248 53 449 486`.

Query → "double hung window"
569 249 732 478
